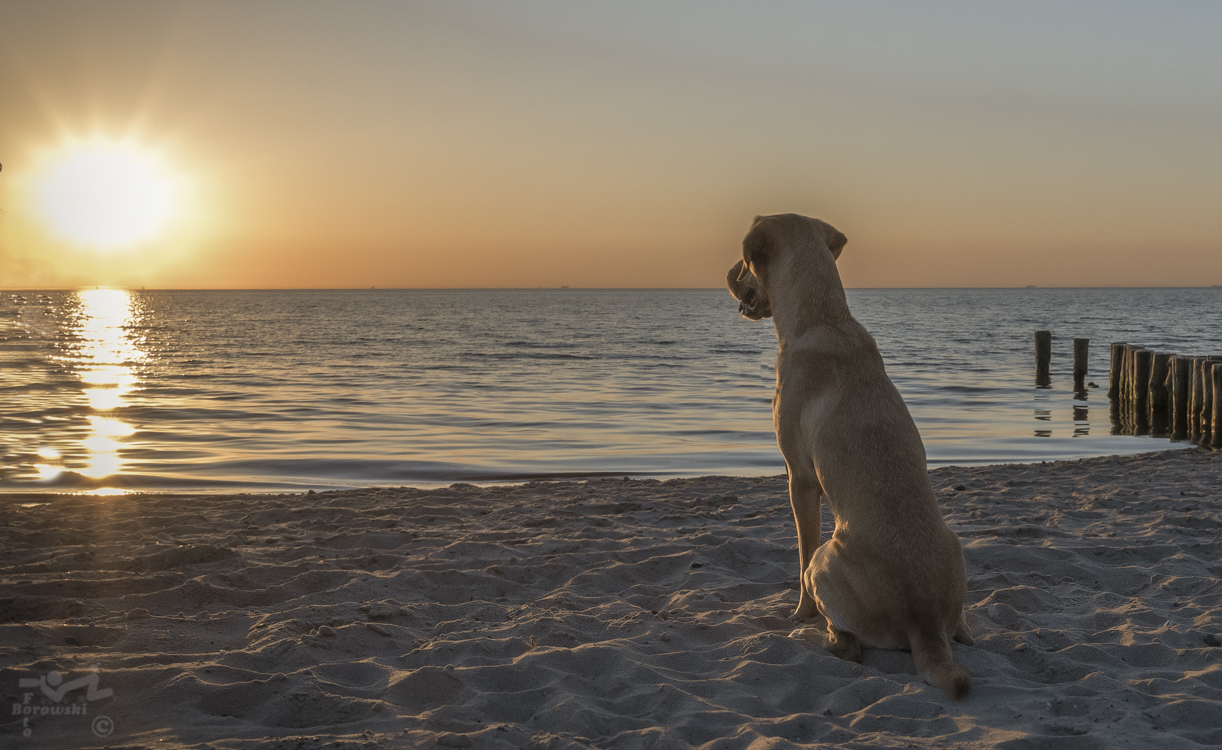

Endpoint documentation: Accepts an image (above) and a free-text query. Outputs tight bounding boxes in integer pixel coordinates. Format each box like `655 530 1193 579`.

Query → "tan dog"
727 213 973 699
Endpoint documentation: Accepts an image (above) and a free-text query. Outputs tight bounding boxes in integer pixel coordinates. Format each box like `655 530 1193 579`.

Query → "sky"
1 0 1221 289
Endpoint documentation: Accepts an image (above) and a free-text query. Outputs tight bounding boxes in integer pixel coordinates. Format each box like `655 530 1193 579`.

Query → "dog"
727 213 973 699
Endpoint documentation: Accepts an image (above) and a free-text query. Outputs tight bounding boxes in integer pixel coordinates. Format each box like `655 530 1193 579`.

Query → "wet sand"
2 448 1221 748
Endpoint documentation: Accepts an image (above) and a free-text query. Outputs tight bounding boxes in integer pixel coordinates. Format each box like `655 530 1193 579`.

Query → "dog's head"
727 214 847 321
727 260 772 320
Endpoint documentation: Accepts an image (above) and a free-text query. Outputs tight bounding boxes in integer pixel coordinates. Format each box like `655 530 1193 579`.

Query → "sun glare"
34 139 181 250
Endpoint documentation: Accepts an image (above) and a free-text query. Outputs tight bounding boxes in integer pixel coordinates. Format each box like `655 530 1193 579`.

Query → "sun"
34 138 182 250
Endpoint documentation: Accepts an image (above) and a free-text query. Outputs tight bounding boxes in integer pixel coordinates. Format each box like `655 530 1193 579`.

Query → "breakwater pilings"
1035 334 1222 447
1106 342 1222 444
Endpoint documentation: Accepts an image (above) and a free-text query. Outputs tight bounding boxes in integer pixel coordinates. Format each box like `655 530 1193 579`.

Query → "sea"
1 287 1220 494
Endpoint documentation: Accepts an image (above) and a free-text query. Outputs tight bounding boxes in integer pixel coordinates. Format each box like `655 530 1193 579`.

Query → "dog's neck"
767 253 853 352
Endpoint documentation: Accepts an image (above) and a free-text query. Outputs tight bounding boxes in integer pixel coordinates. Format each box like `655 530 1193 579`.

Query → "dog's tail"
908 620 971 700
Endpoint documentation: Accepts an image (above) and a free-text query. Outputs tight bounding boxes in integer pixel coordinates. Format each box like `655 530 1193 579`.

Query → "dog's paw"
826 629 863 662
953 619 975 646
788 627 827 646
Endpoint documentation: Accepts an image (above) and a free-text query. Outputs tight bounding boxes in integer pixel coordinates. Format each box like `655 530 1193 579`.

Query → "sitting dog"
727 213 973 699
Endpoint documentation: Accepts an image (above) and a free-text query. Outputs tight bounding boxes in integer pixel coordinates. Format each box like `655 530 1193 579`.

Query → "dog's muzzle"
738 289 759 316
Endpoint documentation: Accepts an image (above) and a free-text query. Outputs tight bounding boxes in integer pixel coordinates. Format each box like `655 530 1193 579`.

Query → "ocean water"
1 287 1220 494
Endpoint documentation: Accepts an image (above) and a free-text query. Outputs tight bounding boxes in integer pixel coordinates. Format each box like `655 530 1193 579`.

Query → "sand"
2 448 1221 749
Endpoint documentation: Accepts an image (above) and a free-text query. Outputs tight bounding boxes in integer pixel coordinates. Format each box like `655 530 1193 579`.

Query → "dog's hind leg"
787 472 823 619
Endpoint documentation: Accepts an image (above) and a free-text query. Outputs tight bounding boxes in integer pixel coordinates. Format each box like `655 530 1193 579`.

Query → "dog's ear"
827 229 847 260
742 224 768 274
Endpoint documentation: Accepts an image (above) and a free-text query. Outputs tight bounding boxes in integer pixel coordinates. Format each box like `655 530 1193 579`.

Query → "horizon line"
5 285 1222 292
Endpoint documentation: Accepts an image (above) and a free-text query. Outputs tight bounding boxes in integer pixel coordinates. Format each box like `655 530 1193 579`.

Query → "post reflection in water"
1032 390 1053 438
1030 384 1096 439
1072 403 1090 438
72 289 142 492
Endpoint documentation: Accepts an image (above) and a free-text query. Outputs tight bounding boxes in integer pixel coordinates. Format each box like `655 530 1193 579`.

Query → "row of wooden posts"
1109 343 1222 446
1034 331 1222 447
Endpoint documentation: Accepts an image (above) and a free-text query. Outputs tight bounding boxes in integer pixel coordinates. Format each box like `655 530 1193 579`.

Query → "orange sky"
2 1 1221 289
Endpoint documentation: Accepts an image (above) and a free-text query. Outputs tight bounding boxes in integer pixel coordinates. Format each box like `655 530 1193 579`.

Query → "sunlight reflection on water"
43 289 143 491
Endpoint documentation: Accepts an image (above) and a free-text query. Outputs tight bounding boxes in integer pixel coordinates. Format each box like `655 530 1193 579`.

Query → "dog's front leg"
788 471 823 619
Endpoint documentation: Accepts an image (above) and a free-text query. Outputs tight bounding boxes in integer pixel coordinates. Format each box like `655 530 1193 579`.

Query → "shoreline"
2 448 1220 748
0 443 1198 500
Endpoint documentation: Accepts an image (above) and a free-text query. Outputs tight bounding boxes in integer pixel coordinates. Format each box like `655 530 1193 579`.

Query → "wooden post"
1189 357 1206 444
1149 352 1171 437
1108 342 1126 400
1134 349 1152 435
1034 331 1051 387
1073 338 1089 392
1212 363 1222 450
1125 346 1145 434
1170 355 1190 441
1203 356 1222 447
1119 346 1129 434
1198 356 1216 444
1109 342 1126 433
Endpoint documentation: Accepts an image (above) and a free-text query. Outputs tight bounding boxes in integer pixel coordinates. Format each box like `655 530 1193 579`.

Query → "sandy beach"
2 448 1221 749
